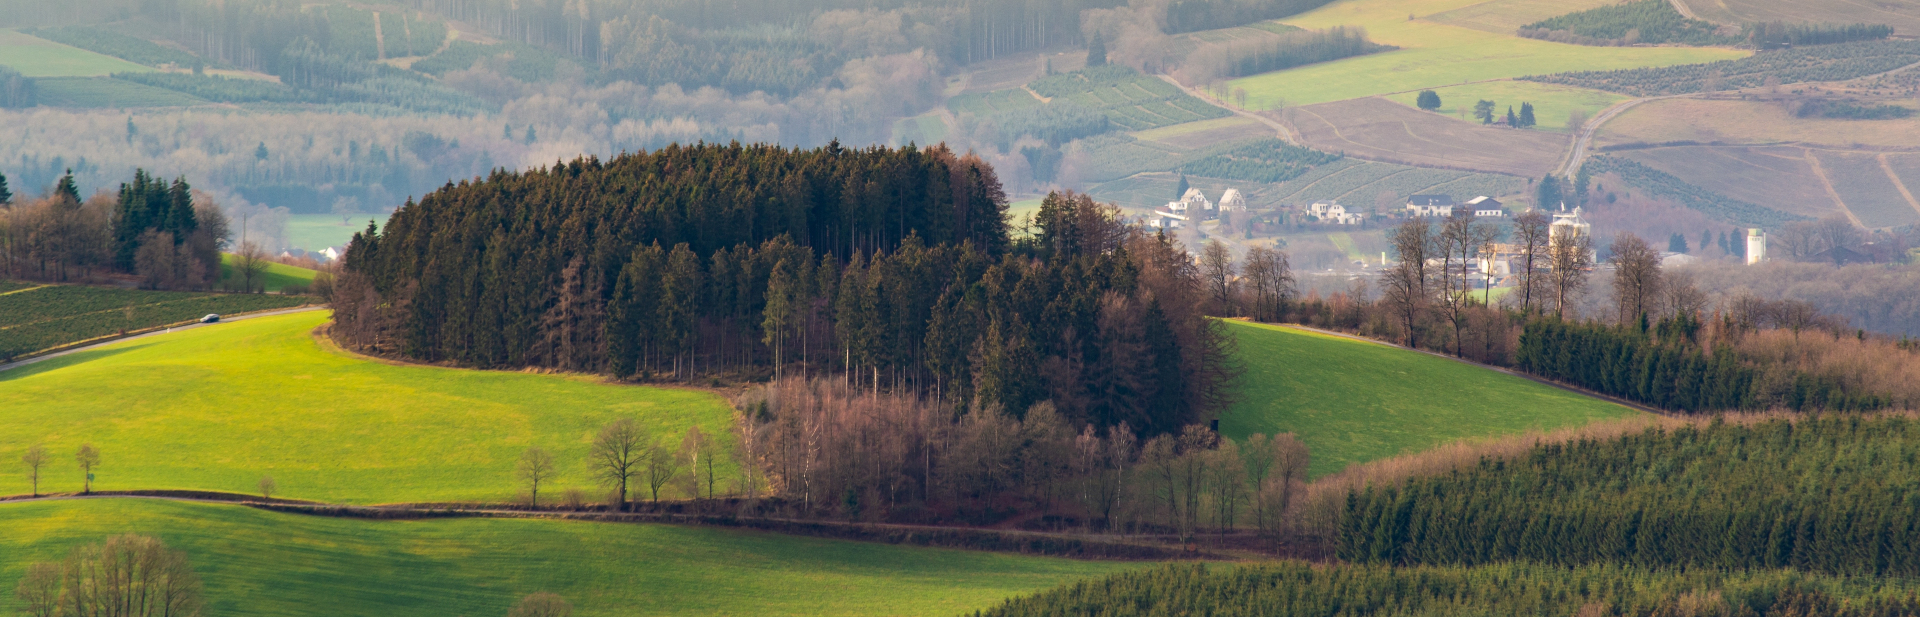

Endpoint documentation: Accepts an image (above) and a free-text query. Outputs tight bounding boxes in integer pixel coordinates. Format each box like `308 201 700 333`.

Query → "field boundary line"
0 305 323 374
1802 149 1868 228
1243 320 1667 417
1153 74 1298 143
1878 153 1920 219
0 284 49 297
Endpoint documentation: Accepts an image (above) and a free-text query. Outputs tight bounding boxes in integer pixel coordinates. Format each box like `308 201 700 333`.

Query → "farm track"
1154 74 1299 144
0 305 324 374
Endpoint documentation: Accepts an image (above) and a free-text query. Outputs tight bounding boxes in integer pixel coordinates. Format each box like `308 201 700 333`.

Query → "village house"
1406 194 1457 217
1306 201 1365 225
1467 196 1504 217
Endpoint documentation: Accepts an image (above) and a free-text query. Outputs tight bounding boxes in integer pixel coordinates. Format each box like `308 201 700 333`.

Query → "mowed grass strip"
1227 0 1745 109
0 311 734 504
0 29 153 77
0 499 1136 617
1219 320 1640 477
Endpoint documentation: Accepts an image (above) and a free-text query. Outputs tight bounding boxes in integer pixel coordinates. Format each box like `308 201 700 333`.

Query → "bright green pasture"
0 30 152 77
1219 320 1638 477
286 213 384 252
1227 0 1745 108
0 311 734 504
219 253 319 292
0 499 1135 617
1383 80 1629 132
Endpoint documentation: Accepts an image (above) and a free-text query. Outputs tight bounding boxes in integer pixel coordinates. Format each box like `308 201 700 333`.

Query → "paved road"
0 306 326 375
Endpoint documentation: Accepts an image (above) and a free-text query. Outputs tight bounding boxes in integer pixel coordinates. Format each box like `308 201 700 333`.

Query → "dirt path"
1154 74 1299 144
0 284 48 297
372 11 386 60
1803 149 1869 228
0 306 326 375
1668 0 1702 21
1878 152 1920 219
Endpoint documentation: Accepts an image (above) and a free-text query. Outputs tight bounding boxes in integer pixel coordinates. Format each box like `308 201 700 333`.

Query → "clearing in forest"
0 29 152 77
0 499 1134 617
0 311 735 503
1218 320 1640 478
1225 0 1744 109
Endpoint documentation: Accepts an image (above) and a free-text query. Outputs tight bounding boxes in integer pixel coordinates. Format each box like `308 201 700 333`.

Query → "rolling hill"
0 499 1133 616
0 310 734 504
1217 320 1642 477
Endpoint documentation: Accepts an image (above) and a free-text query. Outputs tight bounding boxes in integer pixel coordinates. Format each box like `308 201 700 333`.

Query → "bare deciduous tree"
233 239 270 293
508 592 572 617
1240 246 1294 322
1610 233 1663 326
642 438 681 503
1200 239 1236 316
1548 228 1593 319
15 534 203 617
1383 218 1433 346
1241 432 1309 535
22 443 46 497
589 418 642 511
517 446 556 506
1512 210 1550 314
257 476 276 500
75 444 99 494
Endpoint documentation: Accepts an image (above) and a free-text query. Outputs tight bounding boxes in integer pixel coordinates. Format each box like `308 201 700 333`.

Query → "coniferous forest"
338 142 1235 435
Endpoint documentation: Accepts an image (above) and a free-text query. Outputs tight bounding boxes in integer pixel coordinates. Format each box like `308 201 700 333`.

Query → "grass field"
1381 80 1628 133
219 253 320 292
1227 0 1744 109
286 213 383 251
0 283 309 359
1598 97 1920 150
1218 320 1639 477
1289 96 1568 177
33 76 204 107
0 499 1134 617
0 311 735 503
0 29 152 77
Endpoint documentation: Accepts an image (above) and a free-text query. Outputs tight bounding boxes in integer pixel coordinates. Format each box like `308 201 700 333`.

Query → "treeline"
1178 26 1392 85
985 561 1920 617
1524 39 1920 97
1746 21 1894 50
0 66 35 108
1339 415 1920 577
1794 98 1915 119
738 377 1307 531
1177 139 1341 184
110 72 308 104
1518 0 1734 46
1162 0 1339 34
0 169 230 290
336 144 1235 436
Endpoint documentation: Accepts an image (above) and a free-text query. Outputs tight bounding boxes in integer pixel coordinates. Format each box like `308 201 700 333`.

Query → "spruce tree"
1518 102 1536 128
1174 174 1189 200
54 169 79 205
1506 106 1517 127
1536 174 1562 209
0 170 11 205
1086 32 1107 67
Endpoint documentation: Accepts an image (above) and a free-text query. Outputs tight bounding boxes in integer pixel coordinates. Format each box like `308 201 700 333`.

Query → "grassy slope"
0 311 734 504
286 213 384 252
219 253 319 292
0 29 152 77
0 284 309 359
1227 0 1745 109
0 499 1133 617
1218 320 1639 477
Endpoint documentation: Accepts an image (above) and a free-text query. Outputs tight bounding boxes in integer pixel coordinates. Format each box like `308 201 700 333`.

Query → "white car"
199 314 220 324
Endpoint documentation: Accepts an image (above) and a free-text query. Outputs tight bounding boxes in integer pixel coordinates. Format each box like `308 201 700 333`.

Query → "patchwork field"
1381 80 1629 133
1033 67 1230 131
0 499 1133 617
0 311 735 503
1617 146 1843 219
1596 97 1920 149
1219 321 1641 478
0 29 152 76
33 76 204 107
0 283 308 359
1616 145 1920 229
1132 115 1266 149
1226 0 1745 109
1678 0 1920 36
1288 96 1569 176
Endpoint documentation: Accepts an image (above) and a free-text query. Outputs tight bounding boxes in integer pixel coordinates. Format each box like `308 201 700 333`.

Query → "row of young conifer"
982 561 1920 617
1336 415 1920 577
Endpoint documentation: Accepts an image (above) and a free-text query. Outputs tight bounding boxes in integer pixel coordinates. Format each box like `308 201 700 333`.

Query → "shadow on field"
0 344 152 382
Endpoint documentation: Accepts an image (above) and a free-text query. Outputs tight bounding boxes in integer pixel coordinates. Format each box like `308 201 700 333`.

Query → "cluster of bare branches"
15 534 203 617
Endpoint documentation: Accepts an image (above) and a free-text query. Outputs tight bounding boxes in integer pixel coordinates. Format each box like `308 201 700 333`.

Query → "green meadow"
286 213 384 252
1381 80 1629 132
1227 0 1744 109
0 499 1134 616
1218 320 1639 477
0 29 152 77
0 311 735 503
219 253 320 292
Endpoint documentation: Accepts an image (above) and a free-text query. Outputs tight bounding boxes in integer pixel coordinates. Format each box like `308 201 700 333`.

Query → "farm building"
1167 188 1216 220
1306 201 1365 225
1219 189 1247 214
1467 196 1504 217
1406 195 1457 217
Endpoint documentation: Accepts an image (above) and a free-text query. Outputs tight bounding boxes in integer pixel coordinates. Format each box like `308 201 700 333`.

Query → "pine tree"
55 170 80 205
1518 102 1536 128
0 170 11 205
1669 233 1689 253
1087 33 1107 67
1535 174 1562 209
1174 174 1189 200
1506 106 1518 127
